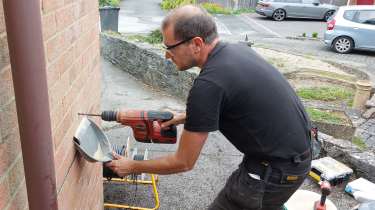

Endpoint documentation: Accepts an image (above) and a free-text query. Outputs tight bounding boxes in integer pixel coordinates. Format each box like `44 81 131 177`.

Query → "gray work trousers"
208 157 310 210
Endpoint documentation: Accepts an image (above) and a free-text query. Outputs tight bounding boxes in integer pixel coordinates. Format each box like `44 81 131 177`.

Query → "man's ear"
192 37 204 53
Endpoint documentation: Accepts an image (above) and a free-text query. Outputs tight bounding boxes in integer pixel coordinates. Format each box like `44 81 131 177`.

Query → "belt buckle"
261 161 269 166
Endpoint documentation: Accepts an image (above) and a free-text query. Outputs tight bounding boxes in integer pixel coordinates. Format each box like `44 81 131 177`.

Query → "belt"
244 149 311 165
242 149 311 184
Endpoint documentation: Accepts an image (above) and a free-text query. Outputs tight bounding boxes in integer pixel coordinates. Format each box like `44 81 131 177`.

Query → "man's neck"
197 38 220 69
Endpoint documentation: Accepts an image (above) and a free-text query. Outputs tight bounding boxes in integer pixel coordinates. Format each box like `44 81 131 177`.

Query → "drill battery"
309 156 353 186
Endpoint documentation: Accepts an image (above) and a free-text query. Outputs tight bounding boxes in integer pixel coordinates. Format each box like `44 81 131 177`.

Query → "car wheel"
332 36 354 54
273 9 286 21
324 10 335 21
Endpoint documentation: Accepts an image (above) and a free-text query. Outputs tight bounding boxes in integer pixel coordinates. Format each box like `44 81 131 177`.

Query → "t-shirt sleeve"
184 79 225 132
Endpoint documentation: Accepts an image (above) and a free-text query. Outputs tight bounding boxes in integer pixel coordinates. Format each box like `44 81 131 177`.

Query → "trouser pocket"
225 166 265 210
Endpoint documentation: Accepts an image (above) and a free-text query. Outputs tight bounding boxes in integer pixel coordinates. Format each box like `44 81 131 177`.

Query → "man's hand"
105 152 134 177
104 129 208 176
161 112 186 129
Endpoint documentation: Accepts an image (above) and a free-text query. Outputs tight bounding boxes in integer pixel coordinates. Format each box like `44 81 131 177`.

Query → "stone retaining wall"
100 33 198 100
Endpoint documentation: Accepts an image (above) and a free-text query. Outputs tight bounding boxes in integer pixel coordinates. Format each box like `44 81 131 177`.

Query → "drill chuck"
101 111 118 121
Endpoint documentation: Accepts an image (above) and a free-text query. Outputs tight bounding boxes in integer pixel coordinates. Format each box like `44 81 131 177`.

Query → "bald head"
162 5 218 44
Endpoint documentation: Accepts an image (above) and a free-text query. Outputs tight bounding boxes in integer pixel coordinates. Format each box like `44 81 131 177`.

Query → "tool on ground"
309 156 353 186
345 178 375 203
314 181 332 210
78 110 177 144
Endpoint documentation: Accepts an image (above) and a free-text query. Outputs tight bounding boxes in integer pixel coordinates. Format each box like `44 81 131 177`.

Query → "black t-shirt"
184 42 311 159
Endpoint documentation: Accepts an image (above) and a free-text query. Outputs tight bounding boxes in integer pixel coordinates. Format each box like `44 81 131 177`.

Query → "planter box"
313 121 355 140
99 7 120 32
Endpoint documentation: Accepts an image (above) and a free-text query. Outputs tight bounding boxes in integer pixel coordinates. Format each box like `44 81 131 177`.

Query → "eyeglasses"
163 37 195 51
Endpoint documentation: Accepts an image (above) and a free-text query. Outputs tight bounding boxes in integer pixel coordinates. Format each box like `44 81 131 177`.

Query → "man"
106 5 312 210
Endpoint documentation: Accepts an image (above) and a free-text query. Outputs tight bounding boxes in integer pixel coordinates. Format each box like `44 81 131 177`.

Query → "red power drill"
314 181 332 210
79 110 177 144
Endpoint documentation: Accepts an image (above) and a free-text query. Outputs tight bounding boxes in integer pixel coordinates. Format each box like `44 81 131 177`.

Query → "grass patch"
201 3 232 14
297 86 354 102
352 136 367 150
299 68 356 82
127 29 163 45
232 8 256 15
306 108 348 124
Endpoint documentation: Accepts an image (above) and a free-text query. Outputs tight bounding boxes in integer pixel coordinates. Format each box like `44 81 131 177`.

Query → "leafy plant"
297 86 354 102
232 8 256 15
306 108 347 125
352 136 367 150
160 0 196 10
302 32 306 37
201 3 232 14
99 0 120 7
312 32 318 38
145 29 163 44
127 29 163 44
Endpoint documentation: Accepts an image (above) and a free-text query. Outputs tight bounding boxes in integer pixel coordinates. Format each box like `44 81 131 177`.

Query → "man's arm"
105 129 208 176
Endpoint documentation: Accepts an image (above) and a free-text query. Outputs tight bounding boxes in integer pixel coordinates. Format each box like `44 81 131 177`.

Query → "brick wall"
0 0 29 209
0 0 102 209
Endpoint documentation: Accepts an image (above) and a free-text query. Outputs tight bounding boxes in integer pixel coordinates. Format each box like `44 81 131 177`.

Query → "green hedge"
160 0 196 10
99 0 120 7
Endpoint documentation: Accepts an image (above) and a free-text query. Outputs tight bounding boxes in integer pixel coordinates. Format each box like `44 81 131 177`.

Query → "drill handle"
147 111 174 121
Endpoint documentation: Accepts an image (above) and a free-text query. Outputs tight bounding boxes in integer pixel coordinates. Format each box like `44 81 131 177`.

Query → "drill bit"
78 113 101 117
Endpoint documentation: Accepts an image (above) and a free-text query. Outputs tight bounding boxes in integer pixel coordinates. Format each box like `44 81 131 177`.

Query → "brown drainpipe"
3 0 58 209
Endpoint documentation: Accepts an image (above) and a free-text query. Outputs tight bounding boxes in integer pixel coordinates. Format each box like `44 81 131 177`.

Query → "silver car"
324 5 375 54
256 0 337 21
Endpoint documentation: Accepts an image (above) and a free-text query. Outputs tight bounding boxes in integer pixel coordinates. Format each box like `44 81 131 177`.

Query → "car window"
357 10 375 25
287 0 302 3
343 10 357 21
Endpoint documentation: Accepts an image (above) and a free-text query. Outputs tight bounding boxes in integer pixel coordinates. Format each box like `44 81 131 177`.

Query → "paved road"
118 0 165 33
241 13 327 38
117 0 374 80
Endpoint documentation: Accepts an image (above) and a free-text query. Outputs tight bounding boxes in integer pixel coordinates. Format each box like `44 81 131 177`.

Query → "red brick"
42 12 57 40
0 33 10 70
57 156 89 209
56 4 75 33
0 178 10 210
42 0 64 14
54 112 73 150
0 1 6 34
0 101 18 140
0 66 14 106
50 101 64 133
61 46 75 76
6 181 28 210
64 0 75 6
69 59 80 84
46 58 63 89
0 129 21 178
46 32 65 62
55 141 76 190
48 67 70 107
62 85 78 113
79 14 90 34
7 155 24 196
79 0 90 18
